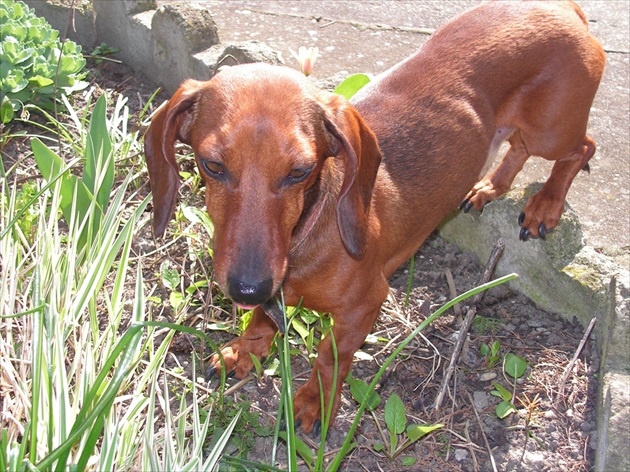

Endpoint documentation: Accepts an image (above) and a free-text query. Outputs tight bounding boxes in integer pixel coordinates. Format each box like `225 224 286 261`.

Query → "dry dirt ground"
4 59 600 472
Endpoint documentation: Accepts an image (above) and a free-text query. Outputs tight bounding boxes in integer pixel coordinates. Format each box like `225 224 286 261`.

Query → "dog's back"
351 0 605 262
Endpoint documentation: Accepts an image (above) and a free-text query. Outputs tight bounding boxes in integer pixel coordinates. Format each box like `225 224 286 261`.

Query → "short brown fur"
144 1 605 432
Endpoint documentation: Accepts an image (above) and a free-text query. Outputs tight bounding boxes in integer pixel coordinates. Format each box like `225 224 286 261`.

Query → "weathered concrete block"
216 41 285 69
150 3 220 91
119 0 156 15
438 183 621 327
152 3 220 56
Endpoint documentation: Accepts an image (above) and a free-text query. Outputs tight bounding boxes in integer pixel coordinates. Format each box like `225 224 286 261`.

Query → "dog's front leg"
206 306 277 379
292 304 382 434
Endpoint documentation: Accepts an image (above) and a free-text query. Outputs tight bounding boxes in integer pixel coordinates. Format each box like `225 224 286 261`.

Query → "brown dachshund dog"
144 1 604 433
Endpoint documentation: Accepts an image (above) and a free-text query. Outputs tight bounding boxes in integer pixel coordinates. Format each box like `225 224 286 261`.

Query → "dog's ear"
144 80 203 237
323 97 382 259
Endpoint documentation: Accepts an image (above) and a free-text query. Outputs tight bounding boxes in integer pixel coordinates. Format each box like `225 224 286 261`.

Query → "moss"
562 263 604 292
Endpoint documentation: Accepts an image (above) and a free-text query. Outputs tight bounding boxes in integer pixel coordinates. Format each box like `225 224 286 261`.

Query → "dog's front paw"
292 375 342 435
205 336 271 381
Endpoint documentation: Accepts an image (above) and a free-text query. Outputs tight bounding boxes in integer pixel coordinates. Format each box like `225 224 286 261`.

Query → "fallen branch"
434 239 506 412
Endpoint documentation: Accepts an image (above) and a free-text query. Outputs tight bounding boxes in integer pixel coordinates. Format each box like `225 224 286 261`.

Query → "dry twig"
434 238 506 412
556 316 596 402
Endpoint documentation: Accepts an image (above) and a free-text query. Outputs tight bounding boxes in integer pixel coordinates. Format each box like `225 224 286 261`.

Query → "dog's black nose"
227 275 273 307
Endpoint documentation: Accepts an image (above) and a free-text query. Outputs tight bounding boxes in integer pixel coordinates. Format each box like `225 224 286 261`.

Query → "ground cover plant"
0 0 88 124
1 12 599 471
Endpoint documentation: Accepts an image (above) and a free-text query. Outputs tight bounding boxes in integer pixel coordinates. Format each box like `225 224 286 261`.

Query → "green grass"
0 91 238 471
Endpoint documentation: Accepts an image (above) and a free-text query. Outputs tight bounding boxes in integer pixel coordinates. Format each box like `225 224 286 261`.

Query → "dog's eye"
201 160 226 179
286 167 311 183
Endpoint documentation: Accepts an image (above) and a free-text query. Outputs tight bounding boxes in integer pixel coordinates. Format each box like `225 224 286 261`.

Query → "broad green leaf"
349 378 381 411
480 343 490 357
169 291 184 311
28 74 53 89
496 400 517 419
401 456 417 466
384 393 406 435
30 137 94 239
160 261 180 291
372 441 385 452
1 95 15 123
491 382 512 402
504 353 528 379
406 423 443 442
83 94 114 212
291 317 310 341
333 73 371 100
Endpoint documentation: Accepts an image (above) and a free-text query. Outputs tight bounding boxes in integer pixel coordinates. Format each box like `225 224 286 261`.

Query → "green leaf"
169 291 184 311
401 456 417 467
406 423 443 442
30 138 94 242
248 352 263 375
491 382 512 402
480 343 490 357
291 317 310 341
496 400 517 419
333 73 371 100
28 74 53 89
83 94 114 213
278 431 313 467
372 441 385 452
349 378 381 411
160 261 180 291
504 353 527 379
384 393 406 435
1 95 15 123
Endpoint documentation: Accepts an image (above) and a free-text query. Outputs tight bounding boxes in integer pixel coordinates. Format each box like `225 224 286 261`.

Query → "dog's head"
144 64 381 308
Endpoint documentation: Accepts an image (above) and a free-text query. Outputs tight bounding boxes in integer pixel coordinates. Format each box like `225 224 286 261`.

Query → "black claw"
539 223 547 240
464 200 474 213
519 226 530 241
459 198 470 211
204 365 234 382
312 419 321 437
279 419 287 431
294 419 301 430
204 366 217 382
518 211 525 226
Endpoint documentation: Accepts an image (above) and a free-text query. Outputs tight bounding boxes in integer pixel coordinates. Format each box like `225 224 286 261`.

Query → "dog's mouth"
261 299 287 334
232 298 286 334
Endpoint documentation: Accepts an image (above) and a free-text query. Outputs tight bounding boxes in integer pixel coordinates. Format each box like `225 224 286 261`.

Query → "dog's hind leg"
517 135 596 241
461 129 530 212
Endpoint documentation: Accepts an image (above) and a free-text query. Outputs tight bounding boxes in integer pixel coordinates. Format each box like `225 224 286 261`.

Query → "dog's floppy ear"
144 80 203 237
323 97 382 259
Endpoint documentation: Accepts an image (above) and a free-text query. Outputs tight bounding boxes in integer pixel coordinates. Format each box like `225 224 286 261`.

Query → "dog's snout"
227 275 274 307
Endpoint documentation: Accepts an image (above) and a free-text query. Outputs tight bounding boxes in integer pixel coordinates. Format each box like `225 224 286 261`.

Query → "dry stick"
556 316 597 401
445 268 463 318
434 238 506 412
467 392 498 472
